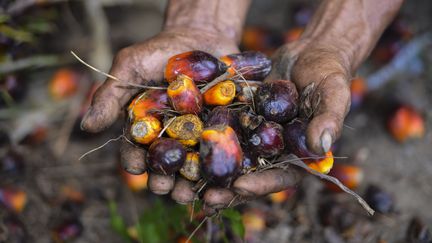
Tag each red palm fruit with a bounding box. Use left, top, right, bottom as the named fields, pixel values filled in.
left=203, top=80, right=236, bottom=106
left=128, top=89, right=168, bottom=120
left=166, top=114, right=203, bottom=147
left=255, top=80, right=299, bottom=123
left=200, top=125, right=243, bottom=186
left=20, top=125, right=47, bottom=145
left=248, top=121, right=284, bottom=158
left=388, top=105, right=425, bottom=142
left=164, top=50, right=227, bottom=83
left=220, top=51, right=271, bottom=80
left=284, top=27, right=304, bottom=43
left=0, top=187, right=27, bottom=213
left=130, top=116, right=162, bottom=145
left=148, top=138, right=186, bottom=175
left=269, top=187, right=296, bottom=204
left=235, top=81, right=262, bottom=103
left=350, top=77, right=367, bottom=109
left=51, top=218, right=83, bottom=243
left=325, top=163, right=363, bottom=192
left=242, top=150, right=258, bottom=174
left=121, top=170, right=149, bottom=192
left=180, top=152, right=201, bottom=181
left=49, top=68, right=79, bottom=100
left=167, top=74, right=202, bottom=114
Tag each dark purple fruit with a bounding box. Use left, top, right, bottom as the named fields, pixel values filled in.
left=406, top=217, right=431, bottom=243
left=248, top=121, right=284, bottom=158
left=364, top=185, right=394, bottom=214
left=52, top=218, right=83, bottom=243
left=220, top=51, right=272, bottom=80
left=200, top=125, right=243, bottom=186
left=1, top=149, right=25, bottom=176
left=283, top=119, right=320, bottom=161
left=0, top=74, right=26, bottom=106
left=255, top=80, right=298, bottom=123
left=239, top=109, right=264, bottom=131
left=148, top=138, right=186, bottom=175
left=2, top=214, right=28, bottom=243
left=242, top=149, right=258, bottom=174
left=318, top=200, right=357, bottom=232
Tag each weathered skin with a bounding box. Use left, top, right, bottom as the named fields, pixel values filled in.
left=81, top=0, right=403, bottom=213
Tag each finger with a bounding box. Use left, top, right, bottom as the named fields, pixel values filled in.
left=203, top=188, right=235, bottom=209
left=233, top=168, right=301, bottom=197
left=305, top=73, right=351, bottom=154
left=81, top=48, right=140, bottom=133
left=120, top=138, right=146, bottom=175
left=171, top=178, right=195, bottom=204
left=148, top=173, right=174, bottom=195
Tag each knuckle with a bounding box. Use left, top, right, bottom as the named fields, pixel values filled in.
left=114, top=47, right=134, bottom=66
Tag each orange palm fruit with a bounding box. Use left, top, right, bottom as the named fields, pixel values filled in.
left=220, top=51, right=271, bottom=80
left=284, top=27, right=304, bottom=43
left=350, top=77, right=367, bottom=109
left=166, top=114, right=203, bottom=146
left=167, top=75, right=202, bottom=114
left=388, top=105, right=425, bottom=142
left=200, top=125, right=243, bottom=186
left=306, top=151, right=334, bottom=174
left=164, top=50, right=227, bottom=84
left=130, top=116, right=162, bottom=145
left=179, top=152, right=201, bottom=181
left=203, top=80, right=236, bottom=106
left=49, top=68, right=79, bottom=100
left=0, top=187, right=27, bottom=213
left=127, top=89, right=168, bottom=120
left=121, top=170, right=149, bottom=192
left=242, top=209, right=266, bottom=236
left=325, top=164, right=363, bottom=192
left=269, top=187, right=296, bottom=204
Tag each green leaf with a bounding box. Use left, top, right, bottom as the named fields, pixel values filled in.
left=108, top=201, right=131, bottom=243
left=221, top=208, right=245, bottom=239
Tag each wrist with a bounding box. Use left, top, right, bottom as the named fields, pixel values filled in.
left=300, top=0, right=403, bottom=72
left=163, top=0, right=250, bottom=43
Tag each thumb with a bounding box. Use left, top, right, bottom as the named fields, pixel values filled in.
left=81, top=48, right=141, bottom=133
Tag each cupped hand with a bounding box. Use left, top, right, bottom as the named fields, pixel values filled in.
left=80, top=28, right=314, bottom=214
left=201, top=40, right=353, bottom=214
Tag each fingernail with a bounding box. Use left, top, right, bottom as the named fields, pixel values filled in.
left=80, top=107, right=93, bottom=131
left=321, top=129, right=332, bottom=153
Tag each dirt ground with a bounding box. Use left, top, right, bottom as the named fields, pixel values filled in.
left=1, top=0, right=432, bottom=243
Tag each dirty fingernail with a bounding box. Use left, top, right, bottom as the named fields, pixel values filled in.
left=321, top=130, right=332, bottom=153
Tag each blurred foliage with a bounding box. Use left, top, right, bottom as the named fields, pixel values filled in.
left=109, top=199, right=246, bottom=243
left=221, top=208, right=245, bottom=239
